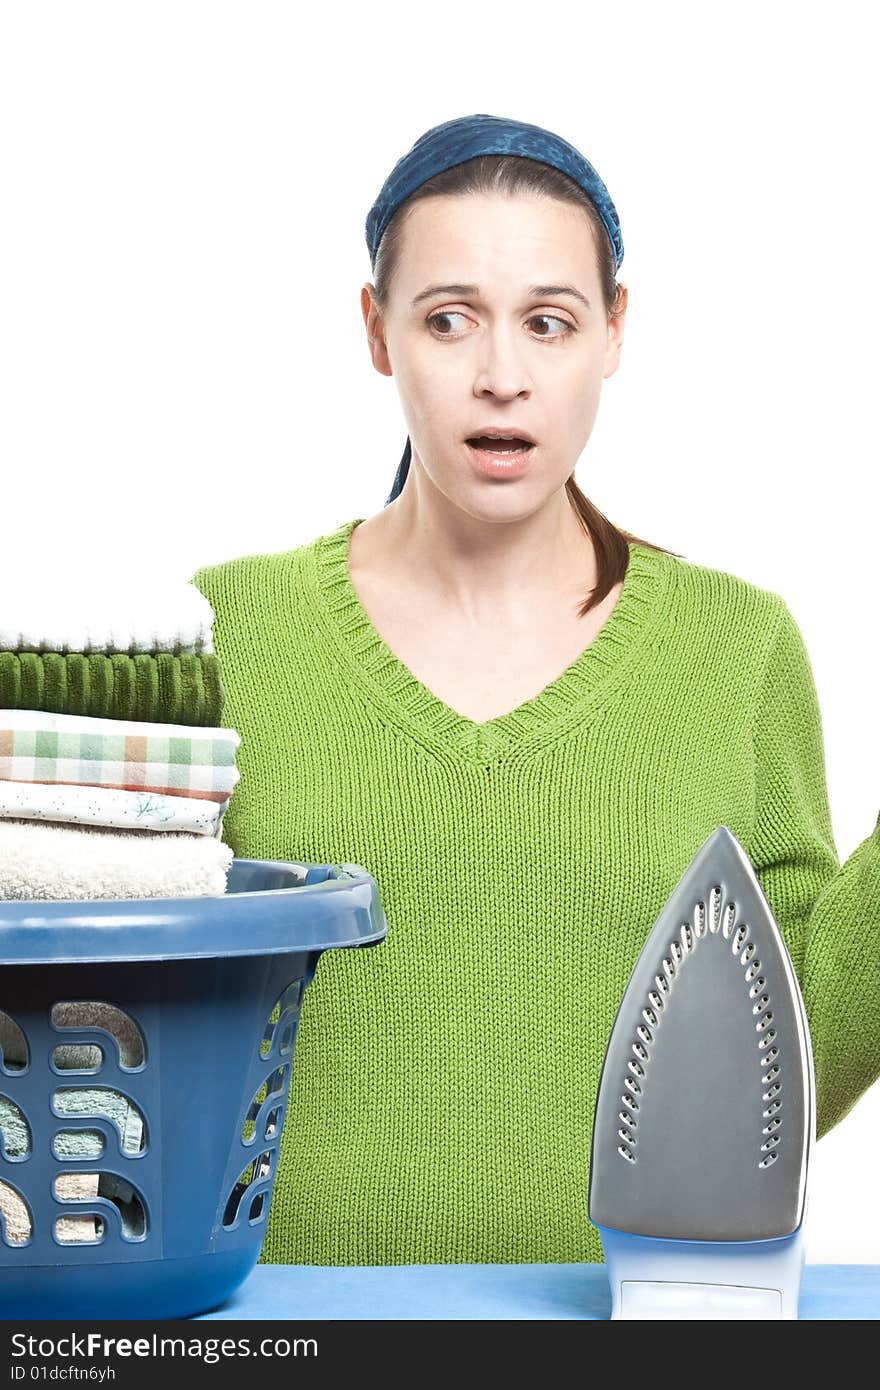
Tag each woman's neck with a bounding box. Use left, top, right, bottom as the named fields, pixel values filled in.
left=350, top=485, right=599, bottom=626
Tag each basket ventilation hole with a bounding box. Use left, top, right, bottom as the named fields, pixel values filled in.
left=53, top=1172, right=102, bottom=1244
left=54, top=1215, right=105, bottom=1245
left=0, top=1013, right=28, bottom=1073
left=51, top=1002, right=145, bottom=1069
left=0, top=1180, right=32, bottom=1245
left=52, top=1088, right=146, bottom=1155
left=242, top=1067, right=288, bottom=1144
left=53, top=1172, right=147, bottom=1241
left=54, top=1129, right=106, bottom=1159
left=249, top=1192, right=265, bottom=1222
left=259, top=981, right=303, bottom=1060
left=0, top=1095, right=31, bottom=1158
left=264, top=1107, right=281, bottom=1140
left=98, top=1172, right=147, bottom=1238
left=53, top=1044, right=103, bottom=1072
left=223, top=1151, right=273, bottom=1229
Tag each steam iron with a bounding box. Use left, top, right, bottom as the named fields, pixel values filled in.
left=588, top=825, right=815, bottom=1319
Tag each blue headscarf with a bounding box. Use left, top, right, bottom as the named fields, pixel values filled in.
left=365, top=113, right=624, bottom=505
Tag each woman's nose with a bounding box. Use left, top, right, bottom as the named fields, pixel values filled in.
left=472, top=328, right=533, bottom=398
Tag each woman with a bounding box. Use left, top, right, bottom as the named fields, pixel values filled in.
left=193, top=114, right=880, bottom=1267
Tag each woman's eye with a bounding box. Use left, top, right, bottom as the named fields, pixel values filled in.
left=426, top=311, right=472, bottom=335
left=426, top=311, right=573, bottom=338
left=529, top=313, right=573, bottom=338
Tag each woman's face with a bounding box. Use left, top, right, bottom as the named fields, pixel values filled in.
left=362, top=190, right=626, bottom=516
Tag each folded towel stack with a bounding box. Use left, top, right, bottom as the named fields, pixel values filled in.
left=0, top=583, right=239, bottom=896
left=0, top=583, right=240, bottom=1242
left=0, top=707, right=240, bottom=846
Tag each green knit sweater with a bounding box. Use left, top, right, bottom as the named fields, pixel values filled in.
left=191, top=517, right=880, bottom=1266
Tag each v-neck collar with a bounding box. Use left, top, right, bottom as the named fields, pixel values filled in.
left=311, top=516, right=672, bottom=767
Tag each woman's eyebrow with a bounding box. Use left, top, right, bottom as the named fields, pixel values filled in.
left=410, top=282, right=592, bottom=310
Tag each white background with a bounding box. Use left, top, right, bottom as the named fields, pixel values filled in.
left=1, top=1, right=878, bottom=1264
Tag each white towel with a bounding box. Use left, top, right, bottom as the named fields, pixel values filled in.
left=0, top=581, right=214, bottom=655
left=0, top=817, right=233, bottom=900
left=0, top=780, right=227, bottom=835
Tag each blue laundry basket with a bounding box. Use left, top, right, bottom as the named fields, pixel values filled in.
left=0, top=857, right=388, bottom=1320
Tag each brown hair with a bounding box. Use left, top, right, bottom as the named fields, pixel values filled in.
left=370, top=154, right=684, bottom=616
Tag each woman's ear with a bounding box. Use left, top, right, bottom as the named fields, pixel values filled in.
left=361, top=284, right=393, bottom=377
left=603, top=283, right=628, bottom=381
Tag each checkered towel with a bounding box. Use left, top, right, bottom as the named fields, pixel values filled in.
left=0, top=709, right=240, bottom=802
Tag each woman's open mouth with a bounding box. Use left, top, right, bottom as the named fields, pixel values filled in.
left=465, top=435, right=536, bottom=478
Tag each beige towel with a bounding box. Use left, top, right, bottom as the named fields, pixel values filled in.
left=0, top=1174, right=100, bottom=1244
left=50, top=1002, right=145, bottom=1069
left=0, top=816, right=233, bottom=899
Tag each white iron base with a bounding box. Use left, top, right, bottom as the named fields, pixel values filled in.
left=596, top=1223, right=805, bottom=1319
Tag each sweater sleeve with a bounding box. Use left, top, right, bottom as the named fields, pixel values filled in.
left=750, top=597, right=880, bottom=1140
